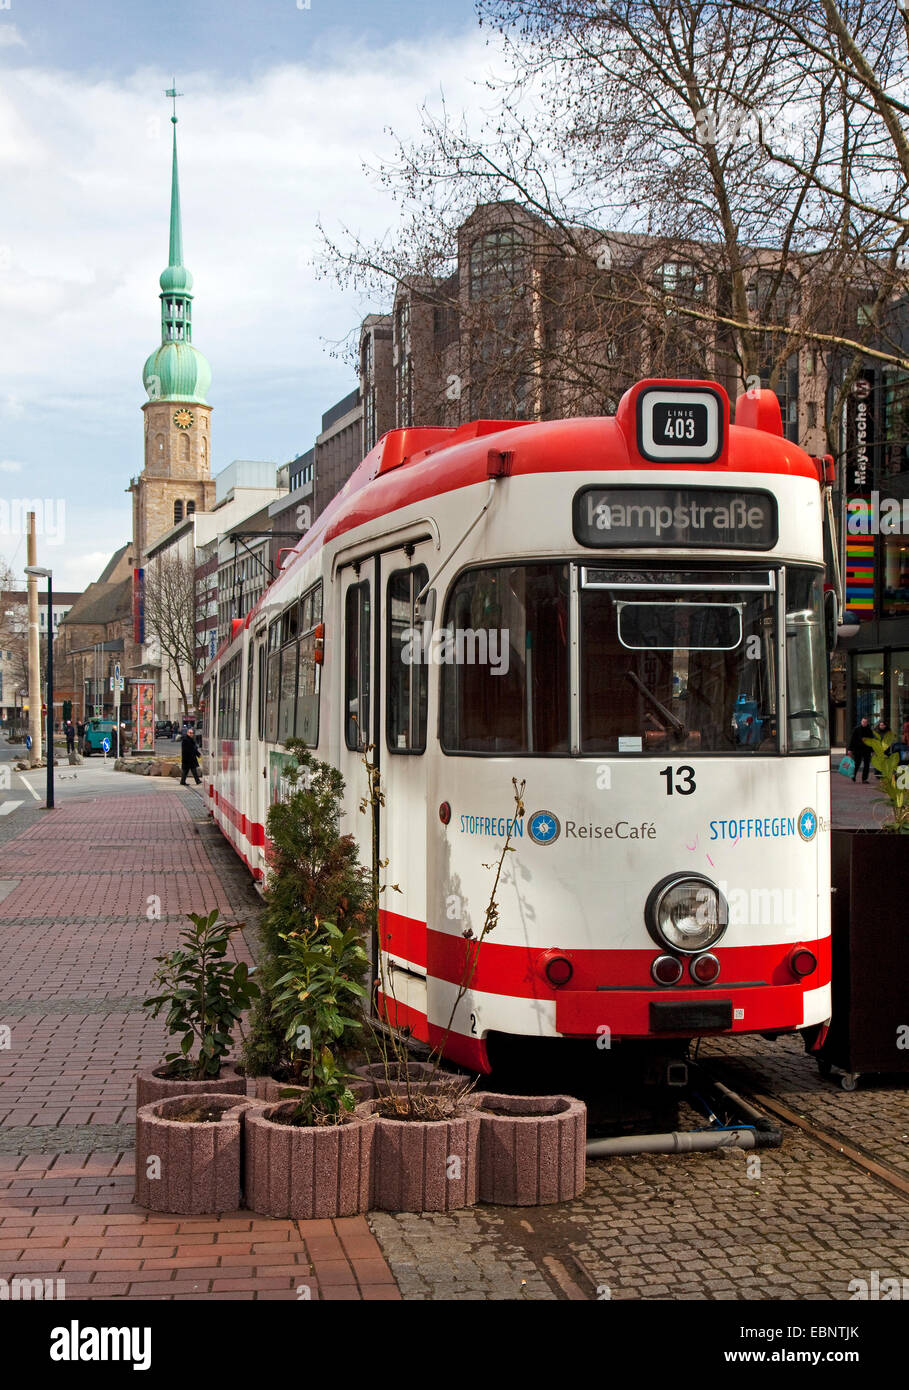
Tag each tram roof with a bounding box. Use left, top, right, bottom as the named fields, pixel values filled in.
left=207, top=380, right=823, bottom=670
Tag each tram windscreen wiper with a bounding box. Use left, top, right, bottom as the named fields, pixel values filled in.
left=624, top=670, right=687, bottom=737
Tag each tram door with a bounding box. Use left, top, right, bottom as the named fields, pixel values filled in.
left=378, top=551, right=432, bottom=1035
left=338, top=560, right=379, bottom=977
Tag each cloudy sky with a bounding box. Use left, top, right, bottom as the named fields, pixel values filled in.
left=0, top=0, right=504, bottom=589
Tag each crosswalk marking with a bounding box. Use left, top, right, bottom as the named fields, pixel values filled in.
left=0, top=800, right=24, bottom=815
left=17, top=775, right=41, bottom=802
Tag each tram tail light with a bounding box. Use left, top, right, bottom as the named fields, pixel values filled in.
left=538, top=950, right=573, bottom=988
left=789, top=946, right=817, bottom=979
left=651, top=955, right=683, bottom=986
left=689, top=953, right=721, bottom=985
left=314, top=623, right=324, bottom=664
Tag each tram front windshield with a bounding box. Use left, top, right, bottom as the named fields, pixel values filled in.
left=440, top=562, right=828, bottom=755
left=582, top=565, right=827, bottom=754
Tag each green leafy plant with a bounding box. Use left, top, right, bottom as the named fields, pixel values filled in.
left=867, top=732, right=909, bottom=833
left=270, top=920, right=368, bottom=1124
left=144, top=910, right=259, bottom=1078
left=242, top=741, right=370, bottom=1080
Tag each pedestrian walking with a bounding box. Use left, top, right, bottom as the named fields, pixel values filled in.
left=180, top=729, right=201, bottom=786
left=65, top=721, right=75, bottom=754
left=847, top=715, right=873, bottom=783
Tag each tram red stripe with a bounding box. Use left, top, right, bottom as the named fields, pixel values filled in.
left=208, top=787, right=265, bottom=846
left=379, top=908, right=428, bottom=970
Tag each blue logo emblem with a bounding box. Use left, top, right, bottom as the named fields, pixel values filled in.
left=797, top=807, right=817, bottom=842
left=528, top=810, right=561, bottom=846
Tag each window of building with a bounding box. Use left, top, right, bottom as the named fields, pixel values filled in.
left=469, top=228, right=526, bottom=301
left=394, top=299, right=413, bottom=429
left=656, top=261, right=706, bottom=299
left=387, top=565, right=429, bottom=753
left=345, top=581, right=371, bottom=749
left=174, top=500, right=184, bottom=524
left=179, top=434, right=190, bottom=462
left=187, top=500, right=196, bottom=516
left=747, top=269, right=799, bottom=320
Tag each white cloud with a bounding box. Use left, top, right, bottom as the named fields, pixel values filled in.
left=0, top=461, right=23, bottom=473
left=0, top=30, right=515, bottom=590
left=0, top=25, right=26, bottom=49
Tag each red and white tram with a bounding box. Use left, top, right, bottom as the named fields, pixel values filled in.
left=202, top=378, right=833, bottom=1072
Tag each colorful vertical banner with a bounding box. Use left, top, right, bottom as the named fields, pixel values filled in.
left=133, top=680, right=155, bottom=754
left=844, top=371, right=877, bottom=620
left=133, top=568, right=146, bottom=643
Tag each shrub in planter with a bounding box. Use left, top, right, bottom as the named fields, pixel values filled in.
left=135, top=1093, right=260, bottom=1215
left=137, top=910, right=258, bottom=1109
left=363, top=1091, right=481, bottom=1213
left=470, top=1093, right=587, bottom=1206
left=242, top=742, right=370, bottom=1084
left=244, top=1091, right=376, bottom=1220
left=354, top=1060, right=466, bottom=1098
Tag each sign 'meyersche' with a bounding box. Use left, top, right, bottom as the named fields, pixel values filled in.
left=573, top=485, right=778, bottom=550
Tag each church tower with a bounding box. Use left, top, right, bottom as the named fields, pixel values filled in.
left=132, top=97, right=215, bottom=561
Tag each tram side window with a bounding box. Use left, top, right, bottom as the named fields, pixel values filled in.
left=264, top=623, right=281, bottom=744
left=257, top=644, right=266, bottom=741
left=218, top=668, right=227, bottom=740
left=345, top=581, right=371, bottom=749
left=296, top=581, right=322, bottom=748
left=440, top=564, right=570, bottom=754
left=245, top=648, right=255, bottom=741
left=278, top=639, right=298, bottom=743
left=786, top=567, right=829, bottom=752
left=201, top=680, right=210, bottom=750
left=387, top=566, right=428, bottom=753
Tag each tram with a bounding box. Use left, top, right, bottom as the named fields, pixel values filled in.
left=202, top=378, right=834, bottom=1072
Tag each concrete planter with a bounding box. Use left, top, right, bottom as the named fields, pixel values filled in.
left=247, top=1074, right=374, bottom=1104
left=136, top=1061, right=245, bottom=1111
left=355, top=1060, right=466, bottom=1098
left=470, top=1093, right=587, bottom=1206
left=244, top=1101, right=375, bottom=1220
left=135, top=1093, right=259, bottom=1215
left=364, top=1098, right=481, bottom=1213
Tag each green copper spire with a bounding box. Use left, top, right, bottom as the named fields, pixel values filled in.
left=167, top=89, right=184, bottom=270
left=142, top=86, right=211, bottom=405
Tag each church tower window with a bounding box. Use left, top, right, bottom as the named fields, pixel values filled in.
left=174, top=500, right=184, bottom=524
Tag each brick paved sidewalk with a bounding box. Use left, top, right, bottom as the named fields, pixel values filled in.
left=0, top=789, right=400, bottom=1301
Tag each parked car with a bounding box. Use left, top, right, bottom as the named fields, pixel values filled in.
left=155, top=720, right=171, bottom=738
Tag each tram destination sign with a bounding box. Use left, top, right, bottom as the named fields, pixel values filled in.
left=573, top=485, right=778, bottom=550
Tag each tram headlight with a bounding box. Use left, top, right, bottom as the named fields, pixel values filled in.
left=645, top=873, right=728, bottom=955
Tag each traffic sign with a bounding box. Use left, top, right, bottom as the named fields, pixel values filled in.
left=102, top=737, right=111, bottom=754
left=25, top=735, right=31, bottom=751
left=114, top=664, right=121, bottom=682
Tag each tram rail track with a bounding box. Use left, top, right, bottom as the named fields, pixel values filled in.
left=702, top=1060, right=909, bottom=1201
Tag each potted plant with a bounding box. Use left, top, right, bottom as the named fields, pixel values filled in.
left=137, top=910, right=258, bottom=1108
left=820, top=732, right=909, bottom=1089
left=135, top=1092, right=262, bottom=1215
left=243, top=918, right=376, bottom=1220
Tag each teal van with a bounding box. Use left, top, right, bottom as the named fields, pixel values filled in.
left=82, top=718, right=118, bottom=755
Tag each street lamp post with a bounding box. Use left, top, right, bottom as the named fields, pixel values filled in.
left=25, top=566, right=54, bottom=811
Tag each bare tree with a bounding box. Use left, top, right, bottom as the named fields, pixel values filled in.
left=143, top=553, right=198, bottom=717
left=321, top=0, right=909, bottom=451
